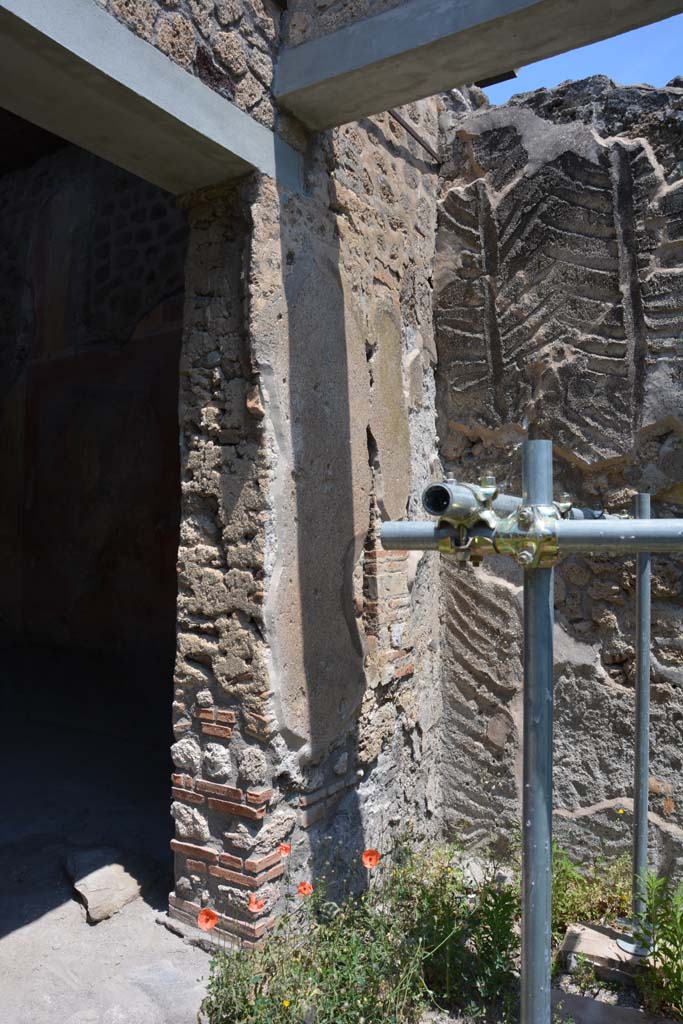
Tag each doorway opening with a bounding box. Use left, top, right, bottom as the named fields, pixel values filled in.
left=0, top=109, right=187, bottom=938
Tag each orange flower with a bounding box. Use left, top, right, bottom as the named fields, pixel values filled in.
left=279, top=843, right=292, bottom=857
left=197, top=908, right=219, bottom=931
left=362, top=849, right=381, bottom=869
left=297, top=881, right=314, bottom=897
left=248, top=893, right=266, bottom=914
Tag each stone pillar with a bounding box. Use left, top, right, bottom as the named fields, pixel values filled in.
left=168, top=184, right=285, bottom=946
left=168, top=101, right=445, bottom=943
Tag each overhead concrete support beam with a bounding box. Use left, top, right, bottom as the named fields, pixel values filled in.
left=0, top=0, right=301, bottom=195
left=275, top=0, right=683, bottom=129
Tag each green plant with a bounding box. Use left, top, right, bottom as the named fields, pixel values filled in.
left=635, top=871, right=683, bottom=1020
left=201, top=885, right=425, bottom=1024
left=390, top=847, right=520, bottom=1019
left=551, top=844, right=630, bottom=945
left=201, top=842, right=520, bottom=1024
left=570, top=953, right=599, bottom=996
left=200, top=839, right=635, bottom=1024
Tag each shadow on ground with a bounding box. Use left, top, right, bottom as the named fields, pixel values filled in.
left=0, top=646, right=208, bottom=1024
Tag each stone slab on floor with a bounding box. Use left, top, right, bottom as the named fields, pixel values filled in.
left=66, top=846, right=162, bottom=923
left=560, top=923, right=643, bottom=984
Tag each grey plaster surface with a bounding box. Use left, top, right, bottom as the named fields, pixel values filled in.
left=0, top=0, right=302, bottom=194
left=275, top=0, right=683, bottom=129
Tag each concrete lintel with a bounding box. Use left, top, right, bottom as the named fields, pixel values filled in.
left=0, top=0, right=302, bottom=195
left=274, top=0, right=683, bottom=129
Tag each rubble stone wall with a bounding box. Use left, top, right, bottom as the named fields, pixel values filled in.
left=435, top=77, right=683, bottom=877
left=94, top=0, right=282, bottom=127
left=168, top=103, right=444, bottom=943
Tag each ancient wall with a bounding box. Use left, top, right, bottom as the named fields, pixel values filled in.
left=76, top=0, right=445, bottom=943
left=435, top=77, right=683, bottom=876
left=168, top=100, right=443, bottom=943
left=94, top=0, right=281, bottom=127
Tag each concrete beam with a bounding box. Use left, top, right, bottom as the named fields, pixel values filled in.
left=0, top=0, right=302, bottom=194
left=275, top=0, right=683, bottom=129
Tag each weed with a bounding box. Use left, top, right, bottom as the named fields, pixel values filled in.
left=569, top=953, right=599, bottom=996
left=201, top=842, right=519, bottom=1024
left=200, top=839, right=637, bottom=1024
left=551, top=843, right=630, bottom=945
left=635, top=871, right=683, bottom=1020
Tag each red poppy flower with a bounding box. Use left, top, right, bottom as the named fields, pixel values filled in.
left=197, top=908, right=219, bottom=931
left=248, top=893, right=266, bottom=914
left=297, top=881, right=314, bottom=897
left=362, top=849, right=381, bottom=869
left=279, top=843, right=292, bottom=857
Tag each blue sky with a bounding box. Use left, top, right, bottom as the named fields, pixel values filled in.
left=484, top=13, right=683, bottom=105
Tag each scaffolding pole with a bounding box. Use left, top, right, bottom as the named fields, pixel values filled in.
left=633, top=493, right=651, bottom=921
left=521, top=440, right=554, bottom=1024
left=378, top=442, right=683, bottom=1023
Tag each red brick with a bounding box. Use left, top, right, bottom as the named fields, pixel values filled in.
left=197, top=708, right=216, bottom=721
left=219, top=851, right=243, bottom=870
left=263, top=863, right=285, bottom=884
left=215, top=709, right=237, bottom=725
left=168, top=896, right=275, bottom=943
left=201, top=724, right=233, bottom=740
left=208, top=798, right=266, bottom=821
left=169, top=893, right=200, bottom=915
left=208, top=865, right=259, bottom=888
left=186, top=859, right=207, bottom=875
left=246, top=787, right=272, bottom=805
left=196, top=779, right=244, bottom=801
left=209, top=862, right=284, bottom=888
left=170, top=840, right=219, bottom=864
left=244, top=848, right=281, bottom=874
left=244, top=712, right=274, bottom=729
left=172, top=787, right=205, bottom=805
left=217, top=913, right=275, bottom=941
left=171, top=773, right=194, bottom=788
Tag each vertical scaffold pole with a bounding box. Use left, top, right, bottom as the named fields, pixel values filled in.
left=633, top=492, right=651, bottom=922
left=521, top=440, right=554, bottom=1024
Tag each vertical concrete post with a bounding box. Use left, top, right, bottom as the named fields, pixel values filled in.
left=521, top=440, right=554, bottom=1024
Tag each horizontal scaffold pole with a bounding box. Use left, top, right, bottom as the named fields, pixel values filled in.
left=556, top=518, right=683, bottom=554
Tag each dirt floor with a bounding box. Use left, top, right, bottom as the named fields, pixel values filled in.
left=0, top=659, right=209, bottom=1024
